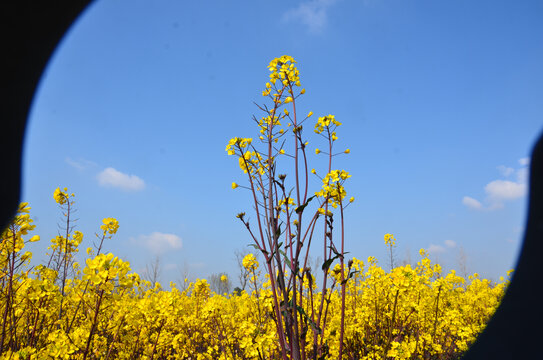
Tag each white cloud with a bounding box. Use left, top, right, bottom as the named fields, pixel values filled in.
left=282, top=0, right=339, bottom=34
left=462, top=196, right=483, bottom=210
left=444, top=240, right=456, bottom=248
left=497, top=165, right=514, bottom=177
left=66, top=157, right=96, bottom=171
left=135, top=232, right=183, bottom=255
left=463, top=158, right=529, bottom=211
left=484, top=180, right=526, bottom=201
left=428, top=244, right=446, bottom=254
left=516, top=167, right=529, bottom=184
left=97, top=167, right=145, bottom=191
left=519, top=157, right=530, bottom=166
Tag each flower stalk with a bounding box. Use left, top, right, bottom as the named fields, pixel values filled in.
left=227, top=56, right=353, bottom=359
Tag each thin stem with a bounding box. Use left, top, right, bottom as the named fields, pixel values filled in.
left=83, top=288, right=105, bottom=360
left=58, top=198, right=71, bottom=323
left=432, top=285, right=442, bottom=342
left=149, top=319, right=164, bottom=360
left=383, top=289, right=400, bottom=358
left=338, top=196, right=346, bottom=360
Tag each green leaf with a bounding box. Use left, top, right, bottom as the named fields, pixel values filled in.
left=340, top=270, right=360, bottom=285
left=321, top=256, right=338, bottom=272
left=328, top=245, right=349, bottom=258
left=295, top=195, right=316, bottom=214
left=295, top=305, right=322, bottom=335
left=328, top=245, right=341, bottom=257
left=279, top=249, right=292, bottom=270
left=274, top=224, right=282, bottom=241
left=269, top=242, right=283, bottom=259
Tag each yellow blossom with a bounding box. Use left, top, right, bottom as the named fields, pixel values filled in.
left=317, top=208, right=332, bottom=216
left=100, top=217, right=119, bottom=235
left=243, top=253, right=259, bottom=271
left=384, top=233, right=396, bottom=246
left=53, top=187, right=68, bottom=205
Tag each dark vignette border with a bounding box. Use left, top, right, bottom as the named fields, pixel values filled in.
left=1, top=1, right=540, bottom=358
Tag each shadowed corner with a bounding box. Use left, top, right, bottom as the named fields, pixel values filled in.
left=461, top=130, right=543, bottom=359
left=0, top=0, right=92, bottom=231
left=0, top=1, right=540, bottom=358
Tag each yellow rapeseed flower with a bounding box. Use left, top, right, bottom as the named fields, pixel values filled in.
left=243, top=253, right=259, bottom=271
left=384, top=233, right=395, bottom=246
left=53, top=187, right=68, bottom=205
left=100, top=218, right=119, bottom=235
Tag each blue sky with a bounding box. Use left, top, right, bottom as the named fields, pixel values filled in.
left=22, top=0, right=543, bottom=288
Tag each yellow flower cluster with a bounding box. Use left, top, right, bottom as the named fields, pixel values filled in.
left=0, top=198, right=510, bottom=359
left=83, top=253, right=132, bottom=289
left=277, top=196, right=296, bottom=213
left=0, top=203, right=37, bottom=274
left=267, top=55, right=300, bottom=87
left=49, top=231, right=83, bottom=253
left=317, top=207, right=333, bottom=216
left=384, top=233, right=396, bottom=246
left=242, top=253, right=259, bottom=272
left=53, top=187, right=68, bottom=205
left=257, top=114, right=285, bottom=143
left=53, top=187, right=74, bottom=205
left=238, top=150, right=267, bottom=175
left=100, top=217, right=119, bottom=235
left=225, top=137, right=252, bottom=156
left=193, top=278, right=210, bottom=298
left=314, top=114, right=342, bottom=134
left=315, top=169, right=352, bottom=208
left=226, top=137, right=270, bottom=176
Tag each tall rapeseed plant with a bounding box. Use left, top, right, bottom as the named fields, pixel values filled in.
left=226, top=56, right=354, bottom=360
